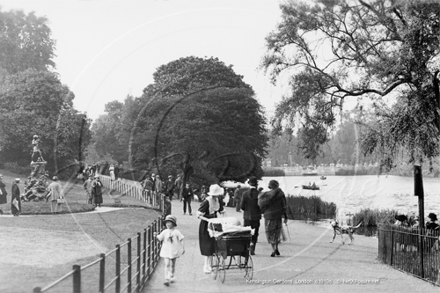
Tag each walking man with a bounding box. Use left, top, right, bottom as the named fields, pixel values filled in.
left=11, top=178, right=21, bottom=217
left=48, top=176, right=64, bottom=214
left=174, top=174, right=183, bottom=201
left=164, top=175, right=175, bottom=201
left=240, top=177, right=261, bottom=255
left=234, top=185, right=242, bottom=212
left=182, top=183, right=193, bottom=215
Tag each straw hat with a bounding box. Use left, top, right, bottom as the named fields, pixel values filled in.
left=208, top=184, right=223, bottom=196
left=164, top=215, right=177, bottom=226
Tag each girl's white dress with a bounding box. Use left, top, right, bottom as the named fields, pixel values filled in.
left=157, top=228, right=184, bottom=259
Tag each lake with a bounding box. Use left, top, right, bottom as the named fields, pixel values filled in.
left=260, top=175, right=440, bottom=224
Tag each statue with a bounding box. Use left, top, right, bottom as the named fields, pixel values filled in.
left=22, top=135, right=49, bottom=202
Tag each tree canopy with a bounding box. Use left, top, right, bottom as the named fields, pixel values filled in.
left=261, top=0, right=440, bottom=169
left=0, top=8, right=56, bottom=75
left=0, top=69, right=92, bottom=178
left=109, top=56, right=269, bottom=185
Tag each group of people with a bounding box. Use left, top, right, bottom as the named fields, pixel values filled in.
left=83, top=175, right=104, bottom=207
left=154, top=177, right=288, bottom=286
left=0, top=174, right=66, bottom=216
left=141, top=173, right=183, bottom=203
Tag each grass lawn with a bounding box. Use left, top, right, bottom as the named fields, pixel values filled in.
left=0, top=169, right=163, bottom=293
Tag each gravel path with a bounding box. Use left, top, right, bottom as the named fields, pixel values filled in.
left=142, top=200, right=439, bottom=293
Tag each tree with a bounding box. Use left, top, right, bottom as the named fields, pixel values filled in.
left=261, top=0, right=440, bottom=170
left=0, top=69, right=92, bottom=178
left=0, top=8, right=56, bottom=75
left=130, top=56, right=268, bottom=186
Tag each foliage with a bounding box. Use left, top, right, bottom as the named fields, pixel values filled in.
left=262, top=167, right=285, bottom=177
left=261, top=0, right=440, bottom=169
left=0, top=69, right=92, bottom=177
left=0, top=8, right=56, bottom=75
left=285, top=195, right=337, bottom=219
left=131, top=85, right=268, bottom=185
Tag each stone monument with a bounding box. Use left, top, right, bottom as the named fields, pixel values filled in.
left=22, top=135, right=49, bottom=201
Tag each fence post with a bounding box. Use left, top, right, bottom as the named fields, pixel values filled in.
left=390, top=226, right=394, bottom=266
left=142, top=228, right=147, bottom=283
left=116, top=244, right=121, bottom=293
left=73, top=265, right=81, bottom=293
left=128, top=238, right=132, bottom=293
left=147, top=226, right=151, bottom=278
left=99, top=253, right=105, bottom=293
left=137, top=233, right=141, bottom=292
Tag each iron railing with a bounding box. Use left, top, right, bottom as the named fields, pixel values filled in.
left=378, top=224, right=440, bottom=286
left=33, top=217, right=163, bottom=293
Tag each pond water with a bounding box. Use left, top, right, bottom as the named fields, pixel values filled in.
left=261, top=175, right=440, bottom=225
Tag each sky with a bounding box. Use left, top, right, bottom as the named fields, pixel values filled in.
left=0, top=0, right=288, bottom=121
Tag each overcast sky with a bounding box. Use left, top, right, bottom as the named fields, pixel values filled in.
left=1, top=0, right=288, bottom=121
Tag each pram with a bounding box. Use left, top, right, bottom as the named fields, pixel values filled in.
left=200, top=216, right=254, bottom=283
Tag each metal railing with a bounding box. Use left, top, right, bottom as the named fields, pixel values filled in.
left=33, top=217, right=163, bottom=293
left=98, top=175, right=163, bottom=210
left=378, top=224, right=440, bottom=286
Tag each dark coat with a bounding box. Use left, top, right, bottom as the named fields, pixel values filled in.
left=240, top=187, right=261, bottom=220
left=92, top=179, right=103, bottom=204
left=258, top=187, right=287, bottom=220
left=11, top=183, right=21, bottom=215
left=198, top=198, right=224, bottom=256
left=182, top=187, right=193, bottom=200
left=0, top=181, right=7, bottom=204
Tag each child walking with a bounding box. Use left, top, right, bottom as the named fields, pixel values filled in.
left=155, top=215, right=185, bottom=286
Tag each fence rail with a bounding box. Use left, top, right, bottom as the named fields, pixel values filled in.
left=98, top=175, right=163, bottom=210
left=33, top=218, right=163, bottom=293
left=378, top=225, right=440, bottom=286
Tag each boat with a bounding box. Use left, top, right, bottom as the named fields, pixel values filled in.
left=320, top=176, right=327, bottom=180
left=302, top=184, right=320, bottom=190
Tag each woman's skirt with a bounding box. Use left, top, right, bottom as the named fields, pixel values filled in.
left=199, top=214, right=217, bottom=256
left=265, top=218, right=282, bottom=244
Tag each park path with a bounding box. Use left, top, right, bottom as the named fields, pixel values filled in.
left=142, top=200, right=438, bottom=293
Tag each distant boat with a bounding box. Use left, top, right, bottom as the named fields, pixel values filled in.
left=302, top=184, right=320, bottom=190
left=303, top=166, right=318, bottom=176
left=320, top=176, right=327, bottom=180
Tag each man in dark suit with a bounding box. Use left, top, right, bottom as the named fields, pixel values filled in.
left=240, top=177, right=261, bottom=255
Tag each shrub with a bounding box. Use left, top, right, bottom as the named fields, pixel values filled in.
left=263, top=167, right=285, bottom=177
left=285, top=195, right=337, bottom=220
left=3, top=162, right=29, bottom=176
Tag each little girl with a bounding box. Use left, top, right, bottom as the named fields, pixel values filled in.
left=155, top=215, right=185, bottom=286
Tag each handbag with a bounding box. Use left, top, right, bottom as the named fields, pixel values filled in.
left=57, top=197, right=66, bottom=204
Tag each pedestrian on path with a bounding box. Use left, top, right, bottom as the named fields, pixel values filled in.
left=92, top=177, right=103, bottom=207
left=11, top=178, right=21, bottom=216
left=197, top=184, right=224, bottom=274
left=234, top=185, right=242, bottom=212
left=83, top=176, right=93, bottom=204
left=240, top=176, right=261, bottom=255
left=182, top=183, right=193, bottom=215
left=48, top=176, right=64, bottom=214
left=258, top=179, right=288, bottom=257
left=0, top=174, right=8, bottom=205
left=154, top=215, right=185, bottom=287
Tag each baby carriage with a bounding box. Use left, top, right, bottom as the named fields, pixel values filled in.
left=200, top=216, right=254, bottom=283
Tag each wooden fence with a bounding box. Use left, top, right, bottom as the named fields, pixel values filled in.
left=98, top=175, right=162, bottom=210
left=378, top=225, right=440, bottom=286
left=33, top=217, right=164, bottom=293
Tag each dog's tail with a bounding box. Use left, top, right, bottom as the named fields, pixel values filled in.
left=353, top=221, right=363, bottom=230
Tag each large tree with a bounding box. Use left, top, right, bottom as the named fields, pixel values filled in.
left=0, top=8, right=56, bottom=75
left=130, top=56, right=268, bottom=186
left=0, top=69, right=92, bottom=178
left=261, top=0, right=440, bottom=169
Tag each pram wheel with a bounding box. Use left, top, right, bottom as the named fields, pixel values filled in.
left=243, top=255, right=253, bottom=280
left=211, top=254, right=219, bottom=280
left=213, top=254, right=226, bottom=283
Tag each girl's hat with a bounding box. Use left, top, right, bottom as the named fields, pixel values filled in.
left=164, top=215, right=177, bottom=226
left=208, top=184, right=223, bottom=196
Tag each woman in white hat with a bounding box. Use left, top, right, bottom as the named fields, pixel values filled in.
left=197, top=184, right=225, bottom=273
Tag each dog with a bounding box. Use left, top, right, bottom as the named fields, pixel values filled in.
left=330, top=220, right=362, bottom=245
